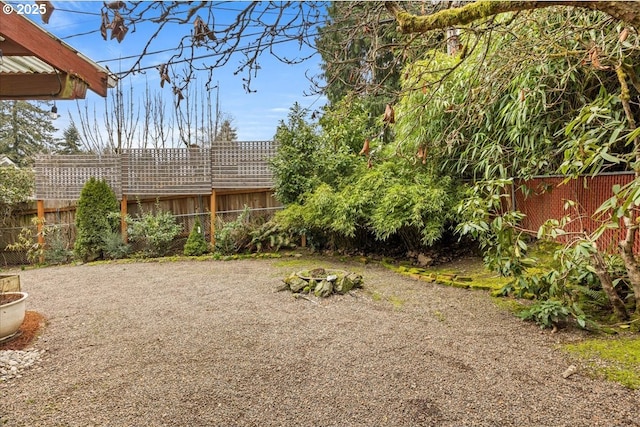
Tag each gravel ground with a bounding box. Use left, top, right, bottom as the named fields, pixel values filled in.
left=0, top=257, right=638, bottom=427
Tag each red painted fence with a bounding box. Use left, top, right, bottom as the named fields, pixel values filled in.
left=514, top=172, right=638, bottom=253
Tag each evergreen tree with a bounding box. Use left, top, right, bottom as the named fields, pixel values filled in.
left=56, top=123, right=83, bottom=154
left=215, top=119, right=238, bottom=142
left=314, top=2, right=419, bottom=111
left=270, top=103, right=321, bottom=205
left=74, top=177, right=119, bottom=262
left=184, top=218, right=209, bottom=256
left=0, top=101, right=57, bottom=166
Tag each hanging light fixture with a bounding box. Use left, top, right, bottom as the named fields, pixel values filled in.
left=49, top=101, right=58, bottom=120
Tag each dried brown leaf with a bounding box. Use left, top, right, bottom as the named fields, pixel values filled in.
left=106, top=1, right=125, bottom=10
left=158, top=64, right=171, bottom=88
left=100, top=11, right=109, bottom=40
left=620, top=27, right=629, bottom=43
left=383, top=104, right=395, bottom=124
left=36, top=1, right=54, bottom=24
left=588, top=47, right=609, bottom=71
left=174, top=87, right=185, bottom=107
left=359, top=139, right=370, bottom=156
left=110, top=12, right=128, bottom=43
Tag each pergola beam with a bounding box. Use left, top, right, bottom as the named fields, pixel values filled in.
left=0, top=3, right=111, bottom=97
left=0, top=72, right=88, bottom=100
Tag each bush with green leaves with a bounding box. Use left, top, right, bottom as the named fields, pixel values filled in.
left=5, top=218, right=44, bottom=264
left=518, top=299, right=571, bottom=329
left=44, top=225, right=73, bottom=264
left=125, top=202, right=182, bottom=258
left=214, top=207, right=253, bottom=255
left=270, top=103, right=322, bottom=205
left=74, top=177, right=119, bottom=262
left=214, top=207, right=295, bottom=254
left=5, top=218, right=72, bottom=265
left=184, top=218, right=209, bottom=256
left=101, top=229, right=131, bottom=260
left=248, top=220, right=296, bottom=252
left=275, top=153, right=460, bottom=253
left=0, top=167, right=34, bottom=228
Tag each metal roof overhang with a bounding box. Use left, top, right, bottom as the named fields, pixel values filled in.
left=0, top=2, right=117, bottom=100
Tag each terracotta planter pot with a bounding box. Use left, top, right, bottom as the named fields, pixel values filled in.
left=0, top=292, right=28, bottom=341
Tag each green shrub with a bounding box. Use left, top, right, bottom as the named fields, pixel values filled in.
left=74, top=177, right=119, bottom=261
left=44, top=226, right=72, bottom=264
left=214, top=207, right=252, bottom=255
left=5, top=218, right=72, bottom=265
left=518, top=299, right=570, bottom=329
left=270, top=103, right=322, bottom=205
left=101, top=230, right=131, bottom=260
left=249, top=220, right=296, bottom=252
left=125, top=202, right=182, bottom=258
left=184, top=218, right=209, bottom=256
left=0, top=167, right=34, bottom=228
left=5, top=218, right=43, bottom=264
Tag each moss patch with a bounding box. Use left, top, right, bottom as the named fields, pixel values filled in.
left=433, top=310, right=446, bottom=322
left=388, top=295, right=406, bottom=310
left=492, top=297, right=527, bottom=313
left=272, top=257, right=314, bottom=268
left=370, top=291, right=383, bottom=302
left=382, top=257, right=510, bottom=292
left=564, top=337, right=640, bottom=389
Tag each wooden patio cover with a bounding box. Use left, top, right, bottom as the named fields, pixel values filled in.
left=0, top=1, right=116, bottom=99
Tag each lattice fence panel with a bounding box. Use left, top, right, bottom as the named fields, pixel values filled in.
left=122, top=148, right=212, bottom=196
left=211, top=141, right=277, bottom=188
left=35, top=154, right=121, bottom=199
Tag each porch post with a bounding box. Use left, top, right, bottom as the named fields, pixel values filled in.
left=120, top=195, right=128, bottom=243
left=36, top=199, right=45, bottom=263
left=210, top=189, right=217, bottom=246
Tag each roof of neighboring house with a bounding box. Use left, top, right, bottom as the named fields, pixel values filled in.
left=0, top=2, right=117, bottom=100
left=0, top=155, right=18, bottom=168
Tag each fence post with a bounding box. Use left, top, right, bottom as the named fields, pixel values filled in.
left=120, top=195, right=128, bottom=243
left=210, top=189, right=216, bottom=246
left=37, top=199, right=45, bottom=263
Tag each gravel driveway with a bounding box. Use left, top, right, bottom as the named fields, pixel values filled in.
left=0, top=257, right=638, bottom=426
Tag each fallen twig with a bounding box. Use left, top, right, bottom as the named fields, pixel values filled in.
left=293, top=293, right=318, bottom=305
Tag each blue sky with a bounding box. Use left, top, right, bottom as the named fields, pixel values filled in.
left=9, top=1, right=327, bottom=142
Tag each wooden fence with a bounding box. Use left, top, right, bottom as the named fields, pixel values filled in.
left=513, top=172, right=638, bottom=252
left=0, top=145, right=281, bottom=264
left=0, top=190, right=282, bottom=266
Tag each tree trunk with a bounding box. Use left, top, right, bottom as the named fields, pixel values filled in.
left=591, top=251, right=629, bottom=321
left=385, top=1, right=640, bottom=34
left=616, top=64, right=640, bottom=316
left=619, top=218, right=640, bottom=316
